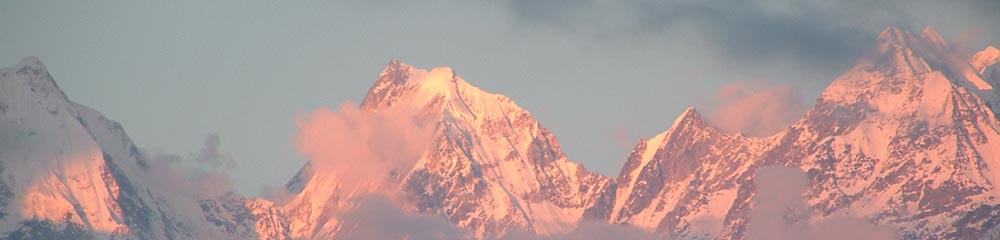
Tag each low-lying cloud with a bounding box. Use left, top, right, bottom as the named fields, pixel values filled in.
left=140, top=134, right=245, bottom=238
left=746, top=166, right=899, bottom=240
left=194, top=134, right=236, bottom=172
left=294, top=101, right=439, bottom=195
left=700, top=81, right=808, bottom=137
left=508, top=221, right=662, bottom=240
left=290, top=102, right=672, bottom=239
left=146, top=133, right=237, bottom=199
left=333, top=195, right=467, bottom=240
left=337, top=198, right=665, bottom=240
left=291, top=102, right=460, bottom=239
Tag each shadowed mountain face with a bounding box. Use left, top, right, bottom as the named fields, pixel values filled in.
left=0, top=57, right=288, bottom=239
left=3, top=26, right=1000, bottom=240
left=0, top=58, right=179, bottom=239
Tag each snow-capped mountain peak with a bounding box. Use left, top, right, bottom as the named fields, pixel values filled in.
left=362, top=59, right=463, bottom=112
left=828, top=26, right=996, bottom=108
left=6, top=25, right=1000, bottom=240
left=3, top=57, right=68, bottom=103
left=976, top=46, right=1000, bottom=108
left=973, top=46, right=1000, bottom=73
left=607, top=26, right=1000, bottom=239
left=285, top=59, right=616, bottom=239
left=1, top=57, right=290, bottom=239
left=0, top=57, right=180, bottom=239
left=669, top=107, right=708, bottom=132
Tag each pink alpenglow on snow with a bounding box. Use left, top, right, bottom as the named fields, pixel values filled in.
left=4, top=21, right=1000, bottom=240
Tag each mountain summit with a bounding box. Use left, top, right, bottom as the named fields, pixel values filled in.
left=0, top=58, right=289, bottom=239
left=283, top=59, right=615, bottom=239
left=609, top=26, right=1000, bottom=239
left=3, top=26, right=1000, bottom=239
left=0, top=58, right=189, bottom=239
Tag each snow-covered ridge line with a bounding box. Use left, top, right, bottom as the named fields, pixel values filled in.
left=1, top=57, right=289, bottom=239
left=286, top=57, right=616, bottom=239
left=4, top=25, right=1000, bottom=240
left=610, top=26, right=1000, bottom=239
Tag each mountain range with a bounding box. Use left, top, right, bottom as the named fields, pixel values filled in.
left=1, top=26, right=999, bottom=239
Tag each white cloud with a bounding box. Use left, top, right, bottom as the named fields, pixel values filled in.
left=746, top=166, right=899, bottom=240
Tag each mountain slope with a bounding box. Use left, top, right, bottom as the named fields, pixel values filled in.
left=610, top=107, right=768, bottom=238
left=5, top=26, right=1000, bottom=240
left=611, top=27, right=1000, bottom=240
left=0, top=57, right=288, bottom=239
left=760, top=26, right=1000, bottom=240
left=0, top=57, right=191, bottom=239
left=282, top=60, right=615, bottom=239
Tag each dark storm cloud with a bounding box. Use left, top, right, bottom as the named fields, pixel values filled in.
left=508, top=0, right=1000, bottom=71
left=629, top=1, right=881, bottom=66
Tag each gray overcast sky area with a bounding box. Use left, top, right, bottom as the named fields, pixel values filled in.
left=2, top=0, right=998, bottom=196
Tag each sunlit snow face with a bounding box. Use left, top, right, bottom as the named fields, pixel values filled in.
left=12, top=135, right=125, bottom=233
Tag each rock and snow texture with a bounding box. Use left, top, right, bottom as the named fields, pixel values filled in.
left=0, top=57, right=180, bottom=239
left=973, top=45, right=1000, bottom=118
left=610, top=27, right=1000, bottom=240
left=0, top=58, right=283, bottom=239
left=4, top=26, right=1000, bottom=240
left=282, top=59, right=615, bottom=239
left=972, top=46, right=1000, bottom=74
left=610, top=107, right=764, bottom=239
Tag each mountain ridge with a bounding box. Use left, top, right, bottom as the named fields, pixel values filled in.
left=2, top=25, right=1000, bottom=239
left=284, top=58, right=616, bottom=239
left=609, top=26, right=1000, bottom=239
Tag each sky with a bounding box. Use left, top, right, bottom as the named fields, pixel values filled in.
left=1, top=0, right=998, bottom=196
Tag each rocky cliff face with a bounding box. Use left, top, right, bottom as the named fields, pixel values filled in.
left=610, top=107, right=767, bottom=239
left=4, top=26, right=1000, bottom=240
left=282, top=59, right=615, bottom=239
left=610, top=27, right=1000, bottom=240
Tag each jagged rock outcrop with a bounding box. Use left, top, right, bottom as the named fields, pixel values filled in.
left=611, top=27, right=1000, bottom=240
left=4, top=25, right=1000, bottom=240
left=283, top=59, right=615, bottom=239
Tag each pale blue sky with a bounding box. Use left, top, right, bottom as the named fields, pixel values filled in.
left=2, top=0, right=997, bottom=196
